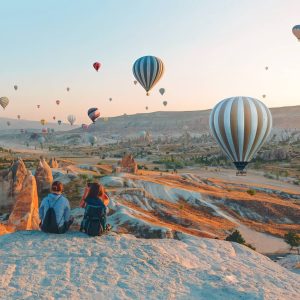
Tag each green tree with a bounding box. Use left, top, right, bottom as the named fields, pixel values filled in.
left=226, top=230, right=245, bottom=244
left=284, top=231, right=300, bottom=253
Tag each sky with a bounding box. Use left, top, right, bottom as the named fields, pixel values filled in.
left=0, top=0, right=300, bottom=124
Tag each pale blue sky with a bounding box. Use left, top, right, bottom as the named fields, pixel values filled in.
left=0, top=0, right=299, bottom=124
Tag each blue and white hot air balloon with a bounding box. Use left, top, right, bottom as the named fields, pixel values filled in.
left=209, top=96, right=272, bottom=174
left=132, top=55, right=164, bottom=96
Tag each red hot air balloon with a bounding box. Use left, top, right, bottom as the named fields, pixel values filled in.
left=53, top=116, right=56, bottom=120
left=88, top=108, right=100, bottom=123
left=56, top=100, right=60, bottom=105
left=82, top=124, right=89, bottom=131
left=93, top=62, right=101, bottom=72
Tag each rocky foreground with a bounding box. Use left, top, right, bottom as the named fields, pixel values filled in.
left=0, top=231, right=299, bottom=300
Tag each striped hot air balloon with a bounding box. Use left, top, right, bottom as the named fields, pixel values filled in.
left=67, top=114, right=76, bottom=125
left=209, top=96, right=272, bottom=173
left=292, top=25, right=300, bottom=41
left=133, top=55, right=164, bottom=95
left=88, top=108, right=100, bottom=123
left=0, top=97, right=9, bottom=110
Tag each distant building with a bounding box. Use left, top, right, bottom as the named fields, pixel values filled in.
left=113, top=153, right=138, bottom=174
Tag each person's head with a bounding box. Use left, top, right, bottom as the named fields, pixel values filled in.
left=51, top=181, right=63, bottom=194
left=87, top=182, right=105, bottom=198
left=86, top=181, right=92, bottom=188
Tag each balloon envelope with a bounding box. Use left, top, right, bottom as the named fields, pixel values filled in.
left=58, top=120, right=62, bottom=125
left=88, top=108, right=100, bottom=123
left=163, top=101, right=167, bottom=106
left=0, top=97, right=9, bottom=110
left=209, top=96, right=272, bottom=172
left=133, top=55, right=164, bottom=95
left=88, top=135, right=97, bottom=146
left=67, top=115, right=76, bottom=125
left=14, top=85, right=18, bottom=90
left=40, top=119, right=46, bottom=126
left=93, top=62, right=101, bottom=71
left=292, top=25, right=300, bottom=40
left=56, top=100, right=60, bottom=105
left=159, top=88, right=165, bottom=95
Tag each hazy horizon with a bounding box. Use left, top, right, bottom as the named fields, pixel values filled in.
left=0, top=0, right=300, bottom=125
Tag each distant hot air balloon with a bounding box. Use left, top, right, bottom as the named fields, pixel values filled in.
left=53, top=116, right=56, bottom=120
left=262, top=94, right=266, bottom=98
left=145, top=106, right=148, bottom=110
left=134, top=80, right=137, bottom=85
left=58, top=120, right=62, bottom=125
left=88, top=108, right=100, bottom=123
left=14, top=85, right=18, bottom=91
left=66, top=87, right=70, bottom=92
left=159, top=88, right=165, bottom=95
left=67, top=114, right=76, bottom=125
left=209, top=96, right=272, bottom=174
left=163, top=101, right=167, bottom=106
left=93, top=62, right=101, bottom=71
left=17, top=115, right=21, bottom=120
left=82, top=124, right=89, bottom=130
left=109, top=97, right=112, bottom=102
left=88, top=135, right=97, bottom=146
left=40, top=119, right=46, bottom=126
left=292, top=25, right=300, bottom=41
left=56, top=100, right=60, bottom=105
left=133, top=55, right=164, bottom=95
left=265, top=66, right=268, bottom=70
left=6, top=121, right=10, bottom=126
left=37, top=105, right=40, bottom=109
left=0, top=97, right=9, bottom=110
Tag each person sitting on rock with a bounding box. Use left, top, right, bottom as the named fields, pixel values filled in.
left=79, top=181, right=92, bottom=208
left=80, top=182, right=111, bottom=236
left=39, top=181, right=74, bottom=234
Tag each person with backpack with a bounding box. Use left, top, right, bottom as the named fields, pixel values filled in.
left=79, top=181, right=92, bottom=208
left=80, top=182, right=111, bottom=236
left=39, top=181, right=74, bottom=234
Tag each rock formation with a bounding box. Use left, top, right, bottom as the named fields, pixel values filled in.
left=0, top=158, right=28, bottom=212
left=49, top=157, right=59, bottom=168
left=114, top=154, right=137, bottom=174
left=35, top=157, right=53, bottom=195
left=0, top=158, right=40, bottom=235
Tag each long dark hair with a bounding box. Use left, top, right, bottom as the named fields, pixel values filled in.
left=52, top=181, right=63, bottom=193
left=87, top=182, right=105, bottom=198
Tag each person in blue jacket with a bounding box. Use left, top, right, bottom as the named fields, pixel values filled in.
left=39, top=181, right=74, bottom=233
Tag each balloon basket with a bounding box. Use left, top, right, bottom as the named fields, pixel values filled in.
left=236, top=170, right=247, bottom=176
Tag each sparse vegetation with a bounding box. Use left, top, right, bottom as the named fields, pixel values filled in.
left=226, top=230, right=256, bottom=251
left=284, top=231, right=300, bottom=254
left=246, top=189, right=256, bottom=196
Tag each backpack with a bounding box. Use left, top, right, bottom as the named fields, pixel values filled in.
left=81, top=204, right=106, bottom=237
left=41, top=196, right=62, bottom=233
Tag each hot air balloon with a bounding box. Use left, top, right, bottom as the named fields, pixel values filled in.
left=109, top=97, right=112, bottom=102
left=88, top=135, right=97, bottom=146
left=56, top=100, right=60, bottom=105
left=88, top=108, right=100, bottom=123
left=134, top=80, right=137, bottom=85
left=40, top=119, right=46, bottom=126
left=17, top=115, right=21, bottom=120
left=0, top=97, right=9, bottom=110
left=37, top=105, right=40, bottom=109
left=145, top=106, right=148, bottom=110
left=163, top=101, right=167, bottom=106
left=292, top=25, right=300, bottom=41
left=262, top=94, right=266, bottom=98
left=133, top=55, right=164, bottom=95
left=159, top=88, right=165, bottom=96
left=265, top=66, right=268, bottom=70
left=66, top=87, right=70, bottom=92
left=6, top=121, right=10, bottom=126
left=67, top=114, right=76, bottom=125
left=14, top=85, right=18, bottom=91
left=209, top=96, right=272, bottom=174
left=82, top=124, right=89, bottom=130
left=93, top=62, right=101, bottom=71
left=53, top=116, right=56, bottom=120
left=58, top=120, right=62, bottom=125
